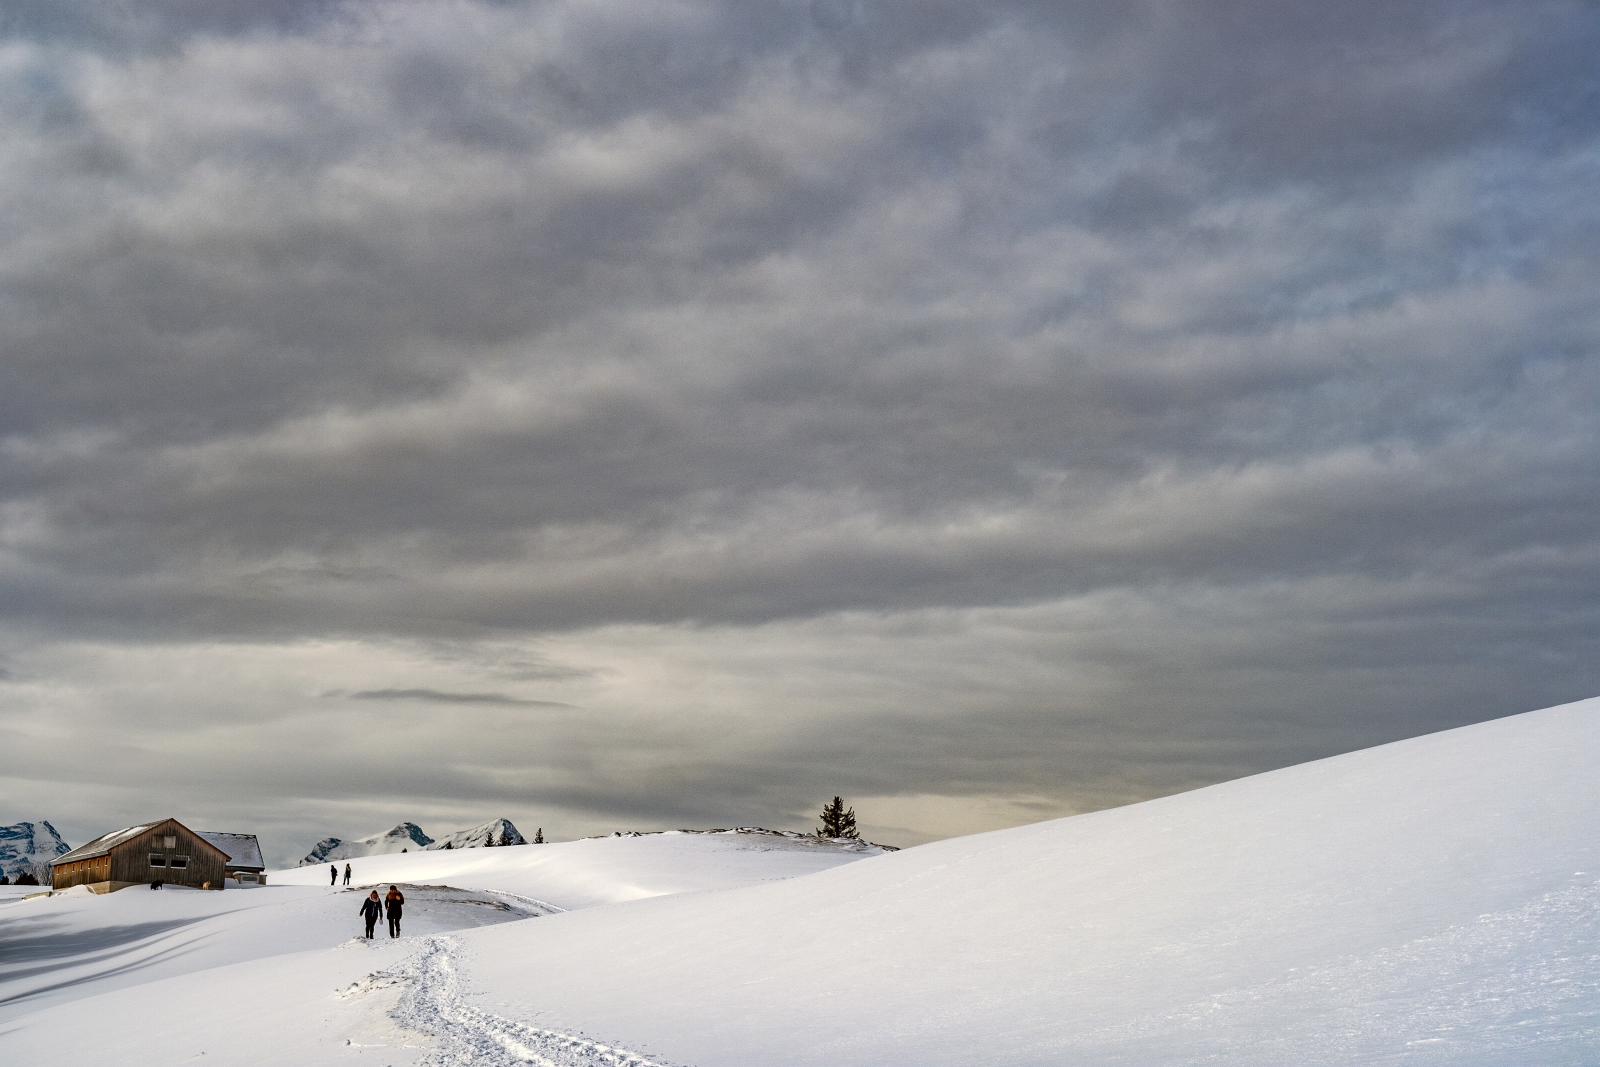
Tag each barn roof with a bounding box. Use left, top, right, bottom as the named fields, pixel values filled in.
left=53, top=821, right=162, bottom=864
left=52, top=818, right=229, bottom=864
left=196, top=831, right=265, bottom=871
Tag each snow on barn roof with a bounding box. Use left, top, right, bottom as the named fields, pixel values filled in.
left=196, top=832, right=265, bottom=871
left=52, top=821, right=162, bottom=864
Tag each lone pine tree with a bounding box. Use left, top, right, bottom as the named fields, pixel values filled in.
left=534, top=827, right=544, bottom=844
left=817, top=796, right=859, bottom=839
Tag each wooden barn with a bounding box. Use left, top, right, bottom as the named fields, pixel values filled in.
left=50, top=818, right=230, bottom=893
left=197, top=831, right=268, bottom=885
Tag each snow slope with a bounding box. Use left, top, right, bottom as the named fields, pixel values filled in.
left=3, top=696, right=1598, bottom=1066
left=448, top=696, right=1600, bottom=1066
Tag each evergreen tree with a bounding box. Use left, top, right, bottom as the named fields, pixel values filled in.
left=817, top=796, right=859, bottom=839
left=534, top=827, right=544, bottom=844
left=15, top=871, right=39, bottom=886
left=0, top=872, right=9, bottom=885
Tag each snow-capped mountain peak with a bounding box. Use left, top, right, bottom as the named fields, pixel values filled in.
left=0, top=820, right=72, bottom=880
left=297, top=821, right=435, bottom=865
left=425, top=818, right=526, bottom=850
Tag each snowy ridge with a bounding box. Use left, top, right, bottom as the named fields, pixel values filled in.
left=387, top=936, right=676, bottom=1067
left=596, top=826, right=897, bottom=852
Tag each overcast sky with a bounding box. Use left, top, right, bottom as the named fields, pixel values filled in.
left=1, top=1, right=1596, bottom=866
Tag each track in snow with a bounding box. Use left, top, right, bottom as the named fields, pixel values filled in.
left=387, top=936, right=679, bottom=1067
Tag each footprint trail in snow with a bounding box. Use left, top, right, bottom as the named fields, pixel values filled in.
left=387, top=936, right=678, bottom=1067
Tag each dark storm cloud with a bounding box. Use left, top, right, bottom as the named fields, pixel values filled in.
left=1, top=1, right=1597, bottom=855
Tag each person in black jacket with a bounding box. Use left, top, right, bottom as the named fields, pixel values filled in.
left=359, top=890, right=383, bottom=938
left=330, top=864, right=338, bottom=886
left=343, top=863, right=352, bottom=886
left=384, top=885, right=405, bottom=937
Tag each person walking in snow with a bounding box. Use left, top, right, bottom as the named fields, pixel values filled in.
left=330, top=864, right=338, bottom=886
left=359, top=890, right=383, bottom=938
left=343, top=863, right=352, bottom=886
left=384, top=885, right=405, bottom=938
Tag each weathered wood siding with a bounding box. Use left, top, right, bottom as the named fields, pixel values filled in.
left=108, top=820, right=229, bottom=889
left=50, top=854, right=110, bottom=890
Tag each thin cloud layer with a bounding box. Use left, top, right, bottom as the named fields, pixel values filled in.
left=339, top=688, right=574, bottom=707
left=0, top=1, right=1595, bottom=860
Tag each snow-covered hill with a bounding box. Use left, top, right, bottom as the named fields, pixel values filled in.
left=4, top=696, right=1598, bottom=1066
left=270, top=827, right=891, bottom=909
left=448, top=696, right=1600, bottom=1066
left=0, top=820, right=70, bottom=881
left=299, top=821, right=434, bottom=865
left=424, top=817, right=525, bottom=850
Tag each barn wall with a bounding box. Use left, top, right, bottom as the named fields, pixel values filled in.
left=50, top=855, right=110, bottom=890
left=109, top=821, right=228, bottom=889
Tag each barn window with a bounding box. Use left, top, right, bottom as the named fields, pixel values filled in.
left=240, top=873, right=257, bottom=883
left=162, top=836, right=177, bottom=849
left=170, top=856, right=189, bottom=869
left=149, top=854, right=167, bottom=867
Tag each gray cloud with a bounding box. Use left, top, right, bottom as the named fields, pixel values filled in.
left=335, top=688, right=574, bottom=708
left=0, top=1, right=1596, bottom=861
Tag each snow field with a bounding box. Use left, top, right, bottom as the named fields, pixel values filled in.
left=0, top=831, right=885, bottom=1064
left=0, top=881, right=546, bottom=1025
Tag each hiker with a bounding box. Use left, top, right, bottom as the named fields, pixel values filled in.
left=343, top=863, right=352, bottom=886
left=330, top=864, right=338, bottom=886
left=359, top=891, right=383, bottom=938
left=385, top=885, right=405, bottom=938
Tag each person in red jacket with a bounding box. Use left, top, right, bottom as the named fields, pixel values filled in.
left=358, top=890, right=383, bottom=938
left=384, top=885, right=405, bottom=938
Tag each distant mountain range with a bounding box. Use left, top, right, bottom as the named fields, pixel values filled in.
left=0, top=821, right=72, bottom=881
left=298, top=818, right=526, bottom=865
